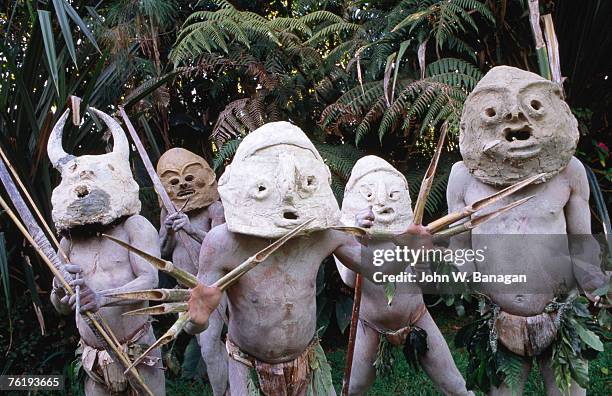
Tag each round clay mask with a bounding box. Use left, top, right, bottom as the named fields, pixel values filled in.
left=218, top=122, right=340, bottom=238
left=157, top=148, right=219, bottom=212
left=459, top=66, right=579, bottom=186
left=341, top=156, right=413, bottom=234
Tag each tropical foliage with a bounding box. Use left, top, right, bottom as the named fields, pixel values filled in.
left=0, top=0, right=610, bottom=391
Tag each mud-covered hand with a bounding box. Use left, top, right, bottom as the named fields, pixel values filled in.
left=188, top=283, right=222, bottom=329
left=166, top=212, right=195, bottom=234
left=354, top=207, right=375, bottom=245
left=393, top=223, right=433, bottom=250
left=63, top=264, right=103, bottom=313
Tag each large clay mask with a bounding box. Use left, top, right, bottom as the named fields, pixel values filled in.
left=341, top=156, right=413, bottom=234
left=460, top=66, right=578, bottom=186
left=47, top=108, right=141, bottom=232
left=218, top=122, right=340, bottom=238
left=157, top=148, right=219, bottom=212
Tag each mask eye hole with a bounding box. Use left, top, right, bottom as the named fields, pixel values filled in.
left=184, top=174, right=194, bottom=182
left=170, top=178, right=180, bottom=186
left=485, top=107, right=496, bottom=117
left=360, top=186, right=374, bottom=200
left=389, top=191, right=400, bottom=200
left=302, top=175, right=317, bottom=192
left=250, top=180, right=270, bottom=200
left=530, top=100, right=542, bottom=110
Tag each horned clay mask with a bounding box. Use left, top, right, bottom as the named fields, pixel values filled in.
left=157, top=148, right=219, bottom=212
left=341, top=156, right=413, bottom=234
left=218, top=122, right=340, bottom=238
left=460, top=66, right=578, bottom=186
left=48, top=108, right=141, bottom=232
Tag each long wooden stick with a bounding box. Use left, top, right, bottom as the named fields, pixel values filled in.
left=413, top=122, right=447, bottom=225
left=342, top=274, right=363, bottom=396
left=118, top=106, right=200, bottom=267
left=0, top=156, right=153, bottom=396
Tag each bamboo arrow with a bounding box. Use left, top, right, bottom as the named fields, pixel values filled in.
left=123, top=302, right=188, bottom=316
left=433, top=195, right=535, bottom=238
left=426, top=173, right=545, bottom=233
left=118, top=218, right=315, bottom=372
left=107, top=288, right=191, bottom=303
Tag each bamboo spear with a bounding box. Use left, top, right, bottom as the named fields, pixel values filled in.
left=426, top=173, right=545, bottom=233
left=117, top=106, right=200, bottom=267
left=107, top=288, right=191, bottom=302
left=433, top=196, right=534, bottom=239
left=413, top=122, right=447, bottom=225
left=123, top=302, right=188, bottom=316
left=0, top=178, right=153, bottom=395
left=115, top=218, right=316, bottom=371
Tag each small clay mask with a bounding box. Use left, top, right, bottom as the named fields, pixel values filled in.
left=341, top=156, right=413, bottom=234
left=47, top=108, right=141, bottom=232
left=218, top=122, right=340, bottom=238
left=460, top=66, right=578, bottom=186
left=157, top=148, right=219, bottom=212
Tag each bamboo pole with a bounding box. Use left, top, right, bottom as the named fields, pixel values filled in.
left=413, top=122, right=447, bottom=225
left=341, top=274, right=362, bottom=396
left=118, top=106, right=200, bottom=267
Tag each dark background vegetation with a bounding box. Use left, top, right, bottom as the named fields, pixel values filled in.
left=0, top=1, right=610, bottom=394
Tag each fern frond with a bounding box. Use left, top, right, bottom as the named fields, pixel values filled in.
left=213, top=138, right=241, bottom=171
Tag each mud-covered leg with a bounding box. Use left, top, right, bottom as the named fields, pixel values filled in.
left=198, top=298, right=229, bottom=396
left=538, top=354, right=586, bottom=396
left=139, top=327, right=166, bottom=396
left=414, top=311, right=473, bottom=396
left=84, top=376, right=111, bottom=396
left=487, top=355, right=532, bottom=396
left=347, top=320, right=379, bottom=396
left=227, top=356, right=251, bottom=396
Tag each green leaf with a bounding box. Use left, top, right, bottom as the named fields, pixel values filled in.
left=62, top=0, right=100, bottom=52
left=574, top=322, right=604, bottom=351
left=335, top=294, right=353, bottom=333
left=38, top=10, right=59, bottom=94
left=181, top=337, right=204, bottom=379
left=52, top=0, right=77, bottom=67
left=384, top=281, right=396, bottom=305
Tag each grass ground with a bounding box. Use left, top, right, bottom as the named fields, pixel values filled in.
left=166, top=312, right=611, bottom=395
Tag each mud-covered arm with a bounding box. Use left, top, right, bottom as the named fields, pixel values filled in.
left=446, top=162, right=476, bottom=274
left=159, top=207, right=176, bottom=259
left=185, top=226, right=226, bottom=334
left=50, top=238, right=73, bottom=315
left=334, top=255, right=357, bottom=288
left=565, top=158, right=609, bottom=294
left=99, top=215, right=160, bottom=306
left=209, top=201, right=225, bottom=229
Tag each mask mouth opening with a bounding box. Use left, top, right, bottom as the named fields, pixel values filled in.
left=504, top=126, right=532, bottom=142
left=177, top=189, right=194, bottom=197
left=282, top=210, right=299, bottom=220
left=75, top=185, right=90, bottom=198
left=377, top=207, right=394, bottom=216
